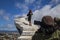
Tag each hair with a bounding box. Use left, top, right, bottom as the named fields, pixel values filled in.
left=29, top=10, right=32, bottom=14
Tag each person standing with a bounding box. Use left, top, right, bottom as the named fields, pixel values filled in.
left=27, top=10, right=33, bottom=26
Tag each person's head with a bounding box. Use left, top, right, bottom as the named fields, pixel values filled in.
left=29, top=10, right=32, bottom=14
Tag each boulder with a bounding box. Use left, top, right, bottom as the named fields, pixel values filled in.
left=42, top=16, right=54, bottom=26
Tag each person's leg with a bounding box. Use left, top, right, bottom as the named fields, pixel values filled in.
left=29, top=21, right=32, bottom=26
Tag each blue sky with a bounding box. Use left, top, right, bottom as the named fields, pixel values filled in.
left=0, top=0, right=60, bottom=31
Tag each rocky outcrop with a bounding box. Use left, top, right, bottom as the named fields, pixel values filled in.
left=42, top=16, right=54, bottom=26
left=14, top=17, right=39, bottom=40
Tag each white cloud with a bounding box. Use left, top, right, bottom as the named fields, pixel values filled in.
left=7, top=24, right=14, bottom=28
left=49, top=4, right=60, bottom=18
left=3, top=16, right=10, bottom=21
left=14, top=13, right=27, bottom=19
left=50, top=0, right=60, bottom=5
left=0, top=9, right=10, bottom=21
left=32, top=5, right=51, bottom=22
left=25, top=0, right=35, bottom=4
left=14, top=14, right=21, bottom=18
left=0, top=9, right=5, bottom=15
left=33, top=5, right=41, bottom=10
left=6, top=24, right=17, bottom=30
left=52, top=0, right=59, bottom=3
left=25, top=0, right=41, bottom=10
left=0, top=23, right=16, bottom=31
left=35, top=0, right=41, bottom=5
left=16, top=3, right=28, bottom=9
left=32, top=4, right=60, bottom=23
left=16, top=3, right=29, bottom=12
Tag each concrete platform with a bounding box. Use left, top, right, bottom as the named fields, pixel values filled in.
left=21, top=31, right=36, bottom=36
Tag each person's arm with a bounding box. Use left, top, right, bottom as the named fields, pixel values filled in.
left=30, top=13, right=33, bottom=15
left=27, top=13, right=29, bottom=16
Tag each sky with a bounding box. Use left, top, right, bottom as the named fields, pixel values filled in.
left=0, top=0, right=60, bottom=31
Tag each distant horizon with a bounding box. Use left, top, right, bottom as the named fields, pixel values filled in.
left=0, top=30, right=18, bottom=31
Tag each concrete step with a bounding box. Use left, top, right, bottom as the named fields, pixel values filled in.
left=23, top=27, right=38, bottom=31
left=21, top=31, right=36, bottom=36
left=18, top=36, right=32, bottom=40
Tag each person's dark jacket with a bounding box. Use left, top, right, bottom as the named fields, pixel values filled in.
left=27, top=13, right=33, bottom=21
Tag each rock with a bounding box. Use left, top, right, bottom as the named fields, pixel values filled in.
left=42, top=16, right=54, bottom=26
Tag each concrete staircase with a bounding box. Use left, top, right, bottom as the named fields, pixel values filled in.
left=14, top=17, right=39, bottom=40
